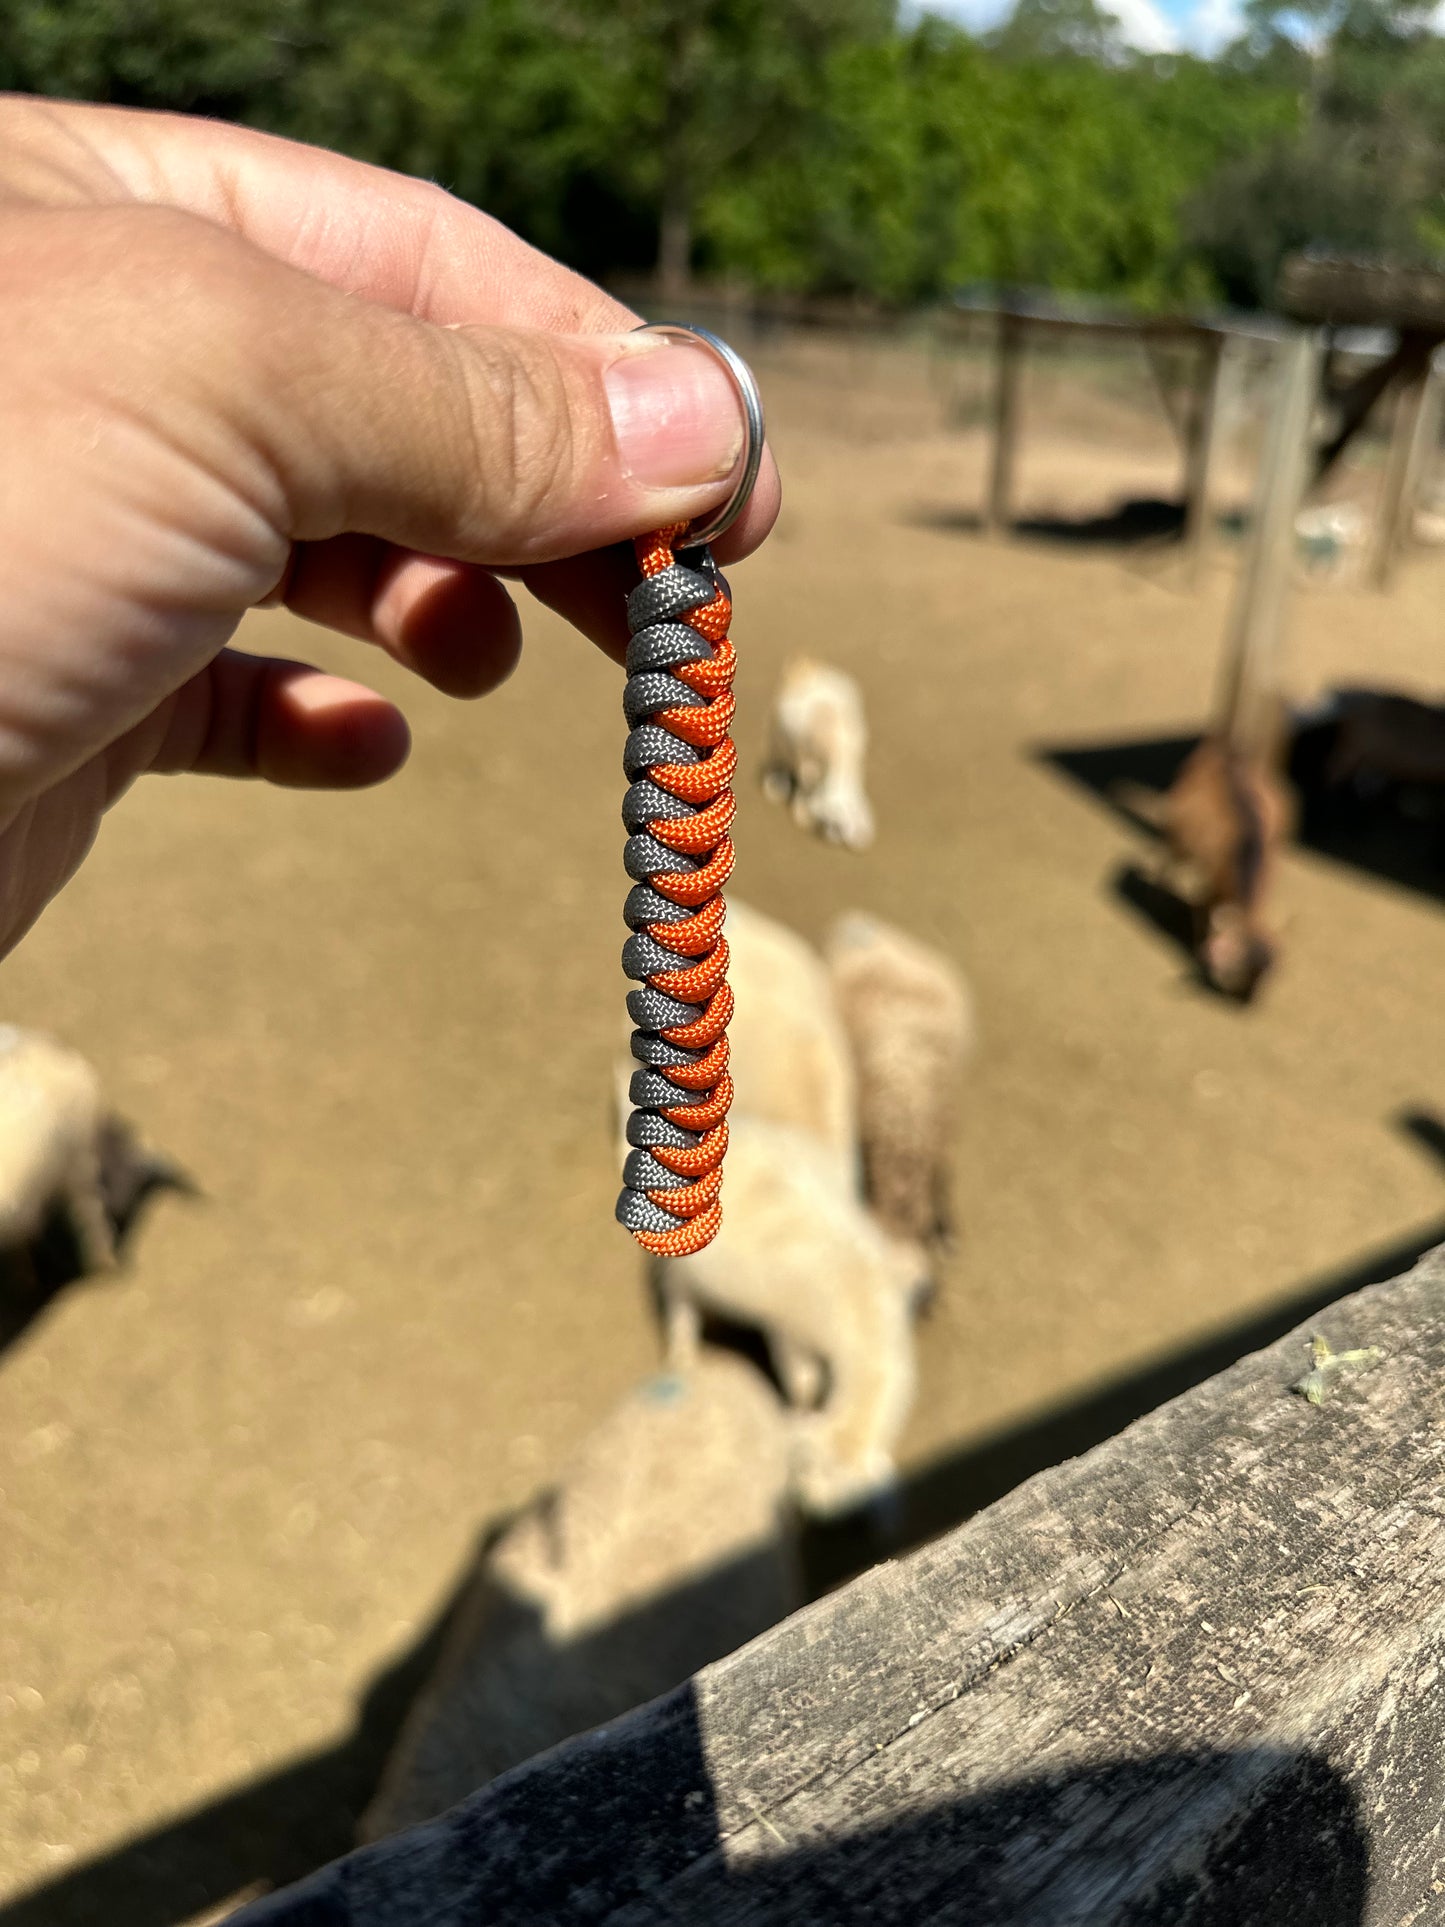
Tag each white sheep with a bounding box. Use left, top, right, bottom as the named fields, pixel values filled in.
left=0, top=1026, right=173, bottom=1290
left=724, top=898, right=857, bottom=1181
left=657, top=1115, right=926, bottom=1519
left=623, top=902, right=929, bottom=1515
left=760, top=657, right=875, bottom=851
left=360, top=1352, right=797, bottom=1840
left=823, top=914, right=975, bottom=1250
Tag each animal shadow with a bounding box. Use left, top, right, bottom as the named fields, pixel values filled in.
left=0, top=1162, right=192, bottom=1357
left=1039, top=726, right=1445, bottom=910
left=1112, top=859, right=1199, bottom=965
left=906, top=495, right=1187, bottom=549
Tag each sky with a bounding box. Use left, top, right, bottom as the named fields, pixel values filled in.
left=913, top=0, right=1246, bottom=54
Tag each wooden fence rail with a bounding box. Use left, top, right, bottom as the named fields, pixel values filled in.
left=238, top=1243, right=1445, bottom=1926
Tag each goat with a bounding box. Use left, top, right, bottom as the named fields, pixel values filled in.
left=1120, top=737, right=1289, bottom=1002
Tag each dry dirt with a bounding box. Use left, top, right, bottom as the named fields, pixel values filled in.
left=1, top=335, right=1443, bottom=1923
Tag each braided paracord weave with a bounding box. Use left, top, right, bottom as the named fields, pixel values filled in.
left=615, top=523, right=736, bottom=1259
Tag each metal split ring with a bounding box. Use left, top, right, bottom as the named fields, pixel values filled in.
left=632, top=322, right=766, bottom=548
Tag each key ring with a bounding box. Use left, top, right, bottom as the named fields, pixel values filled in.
left=632, top=323, right=765, bottom=549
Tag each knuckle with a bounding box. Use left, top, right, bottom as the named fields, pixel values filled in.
left=447, top=329, right=590, bottom=557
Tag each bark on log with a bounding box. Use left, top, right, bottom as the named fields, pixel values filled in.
left=1278, top=254, right=1445, bottom=333
left=236, top=1245, right=1445, bottom=1926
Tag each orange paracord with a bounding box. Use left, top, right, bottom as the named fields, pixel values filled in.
left=615, top=524, right=736, bottom=1258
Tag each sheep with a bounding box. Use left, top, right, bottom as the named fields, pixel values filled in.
left=1119, top=737, right=1290, bottom=1003
left=724, top=898, right=857, bottom=1181
left=619, top=900, right=928, bottom=1515
left=760, top=658, right=875, bottom=851
left=0, top=1026, right=178, bottom=1295
left=822, top=914, right=974, bottom=1252
left=360, top=1352, right=798, bottom=1841
left=656, top=1115, right=926, bottom=1519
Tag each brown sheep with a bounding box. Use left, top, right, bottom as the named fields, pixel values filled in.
left=822, top=914, right=974, bottom=1251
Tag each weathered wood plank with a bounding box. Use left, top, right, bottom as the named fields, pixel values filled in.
left=1215, top=329, right=1320, bottom=757
left=237, top=1246, right=1445, bottom=1926
left=1369, top=358, right=1443, bottom=590
left=1278, top=253, right=1445, bottom=332
left=1181, top=334, right=1228, bottom=586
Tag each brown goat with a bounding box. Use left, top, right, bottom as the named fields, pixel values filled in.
left=1126, top=737, right=1290, bottom=1002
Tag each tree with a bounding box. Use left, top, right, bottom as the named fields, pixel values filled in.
left=1188, top=0, right=1445, bottom=304
left=567, top=0, right=895, bottom=295
left=991, top=0, right=1128, bottom=64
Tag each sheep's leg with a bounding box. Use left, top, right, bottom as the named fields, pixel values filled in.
left=659, top=1276, right=703, bottom=1370
left=770, top=1335, right=827, bottom=1411
left=759, top=760, right=795, bottom=806
left=1150, top=841, right=1185, bottom=892
left=788, top=754, right=825, bottom=832
left=62, top=1150, right=116, bottom=1275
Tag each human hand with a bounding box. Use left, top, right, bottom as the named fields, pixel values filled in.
left=0, top=96, right=780, bottom=954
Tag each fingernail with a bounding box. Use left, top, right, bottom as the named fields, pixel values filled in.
left=605, top=341, right=744, bottom=489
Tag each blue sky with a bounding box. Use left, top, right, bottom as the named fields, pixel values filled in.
left=913, top=0, right=1247, bottom=55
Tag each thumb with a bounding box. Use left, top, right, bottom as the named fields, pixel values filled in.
left=227, top=257, right=749, bottom=567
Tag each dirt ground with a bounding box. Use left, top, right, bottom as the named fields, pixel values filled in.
left=2, top=335, right=1443, bottom=1923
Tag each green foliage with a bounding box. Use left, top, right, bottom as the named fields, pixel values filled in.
left=2, top=0, right=1442, bottom=312
left=990, top=0, right=1129, bottom=64
left=702, top=20, right=1296, bottom=306
left=1188, top=0, right=1445, bottom=300
left=0, top=0, right=315, bottom=112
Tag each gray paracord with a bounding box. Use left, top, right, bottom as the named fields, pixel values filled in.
left=615, top=531, right=736, bottom=1258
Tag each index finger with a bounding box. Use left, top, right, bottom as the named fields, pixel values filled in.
left=2, top=96, right=781, bottom=575
left=0, top=95, right=639, bottom=333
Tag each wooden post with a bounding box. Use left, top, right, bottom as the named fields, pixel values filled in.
left=1181, top=332, right=1231, bottom=588
left=1369, top=352, right=1442, bottom=590
left=1216, top=329, right=1322, bottom=759
left=985, top=311, right=1023, bottom=537
left=1369, top=356, right=1433, bottom=590
left=1405, top=355, right=1445, bottom=533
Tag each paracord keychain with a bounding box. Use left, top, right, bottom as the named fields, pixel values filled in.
left=615, top=324, right=765, bottom=1260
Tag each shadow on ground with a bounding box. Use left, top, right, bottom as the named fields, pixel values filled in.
left=4, top=1103, right=1438, bottom=1924
left=1040, top=726, right=1445, bottom=911
left=0, top=1575, right=468, bottom=1927
left=234, top=1737, right=1370, bottom=1927
left=0, top=1176, right=187, bottom=1360
left=907, top=495, right=1188, bottom=548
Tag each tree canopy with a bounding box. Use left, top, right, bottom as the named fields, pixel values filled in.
left=3, top=0, right=1443, bottom=311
